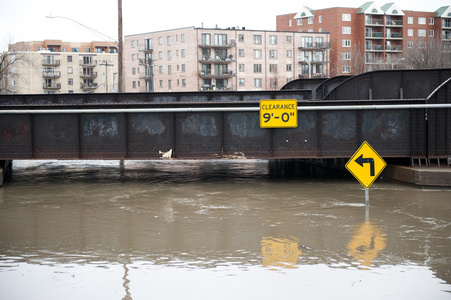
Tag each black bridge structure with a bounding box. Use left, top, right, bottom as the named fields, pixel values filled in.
left=0, top=69, right=450, bottom=164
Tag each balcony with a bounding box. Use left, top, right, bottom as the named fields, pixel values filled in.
left=365, top=45, right=384, bottom=52
left=199, top=70, right=235, bottom=78
left=42, top=59, right=60, bottom=66
left=80, top=72, right=98, bottom=78
left=443, top=31, right=451, bottom=40
left=42, top=71, right=61, bottom=78
left=80, top=59, right=97, bottom=67
left=385, top=20, right=403, bottom=27
left=200, top=57, right=235, bottom=63
left=365, top=32, right=384, bottom=39
left=138, top=46, right=153, bottom=53
left=43, top=83, right=61, bottom=89
left=385, top=45, right=403, bottom=52
left=386, top=32, right=403, bottom=39
left=199, top=43, right=235, bottom=49
left=298, top=58, right=327, bottom=64
left=365, top=19, right=384, bottom=26
left=139, top=59, right=153, bottom=66
left=80, top=83, right=98, bottom=90
left=299, top=42, right=331, bottom=49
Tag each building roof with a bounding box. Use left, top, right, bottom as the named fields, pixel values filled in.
left=358, top=1, right=384, bottom=15
left=294, top=6, right=315, bottom=19
left=434, top=6, right=451, bottom=17
left=381, top=3, right=404, bottom=16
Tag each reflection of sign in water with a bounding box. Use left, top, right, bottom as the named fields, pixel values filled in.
left=347, top=222, right=387, bottom=268
left=261, top=236, right=302, bottom=269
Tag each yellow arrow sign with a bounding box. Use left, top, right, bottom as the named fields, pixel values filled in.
left=346, top=141, right=386, bottom=189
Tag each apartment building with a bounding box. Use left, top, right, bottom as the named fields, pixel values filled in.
left=124, top=27, right=331, bottom=92
left=276, top=3, right=451, bottom=74
left=6, top=40, right=118, bottom=94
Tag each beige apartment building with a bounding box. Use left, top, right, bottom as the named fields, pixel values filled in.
left=6, top=40, right=118, bottom=94
left=124, top=27, right=331, bottom=92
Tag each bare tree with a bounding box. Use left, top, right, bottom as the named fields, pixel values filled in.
left=0, top=39, right=31, bottom=94
left=405, top=36, right=451, bottom=69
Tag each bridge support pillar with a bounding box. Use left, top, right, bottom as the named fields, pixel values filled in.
left=0, top=160, right=12, bottom=187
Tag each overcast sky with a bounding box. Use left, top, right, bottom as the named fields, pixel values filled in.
left=1, top=0, right=449, bottom=50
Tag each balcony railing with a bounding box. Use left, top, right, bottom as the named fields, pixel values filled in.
left=199, top=43, right=235, bottom=48
left=42, top=83, right=61, bottom=89
left=200, top=57, right=235, bottom=63
left=80, top=83, right=98, bottom=90
left=366, top=32, right=384, bottom=38
left=299, top=42, right=331, bottom=49
left=386, top=32, right=403, bottom=39
left=385, top=20, right=403, bottom=26
left=365, top=45, right=384, bottom=51
left=366, top=19, right=384, bottom=26
left=199, top=71, right=235, bottom=78
left=385, top=45, right=403, bottom=51
left=80, top=72, right=98, bottom=78
left=42, top=71, right=61, bottom=78
left=138, top=47, right=153, bottom=53
left=80, top=60, right=97, bottom=66
left=42, top=59, right=60, bottom=66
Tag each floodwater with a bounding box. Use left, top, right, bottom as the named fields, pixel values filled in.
left=0, top=159, right=450, bottom=300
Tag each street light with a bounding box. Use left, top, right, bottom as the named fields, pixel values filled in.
left=46, top=12, right=123, bottom=92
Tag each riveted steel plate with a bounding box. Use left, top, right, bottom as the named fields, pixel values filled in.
left=0, top=115, right=32, bottom=159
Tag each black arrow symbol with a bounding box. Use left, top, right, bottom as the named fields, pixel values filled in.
left=355, top=154, right=375, bottom=176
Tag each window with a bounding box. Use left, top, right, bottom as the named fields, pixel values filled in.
left=133, top=81, right=136, bottom=89
left=158, top=37, right=163, bottom=45
left=67, top=67, right=73, bottom=74
left=269, top=35, right=277, bottom=44
left=168, top=50, right=172, bottom=60
left=182, top=79, right=186, bottom=87
left=159, top=80, right=163, bottom=87
left=182, top=64, right=186, bottom=72
left=132, top=54, right=135, bottom=61
left=408, top=17, right=413, bottom=24
left=308, top=16, right=313, bottom=24
left=168, top=65, right=172, bottom=75
left=289, top=19, right=292, bottom=27
left=254, top=64, right=262, bottom=73
left=319, top=15, right=322, bottom=23
left=429, top=18, right=434, bottom=25
left=167, top=36, right=171, bottom=45
left=239, top=64, right=245, bottom=72
left=408, top=29, right=413, bottom=36
left=254, top=78, right=262, bottom=88
left=407, top=41, right=413, bottom=48
left=297, top=18, right=302, bottom=26
left=342, top=14, right=351, bottom=21
left=418, top=17, right=426, bottom=25
left=159, top=66, right=163, bottom=74
left=269, top=64, right=278, bottom=72
left=85, top=48, right=91, bottom=52
left=301, top=37, right=313, bottom=48
left=181, top=49, right=186, bottom=57
left=239, top=49, right=245, bottom=57
left=286, top=64, right=292, bottom=71
left=131, top=40, right=135, bottom=48
left=286, top=36, right=292, bottom=43
left=316, top=37, right=324, bottom=47
left=342, top=40, right=351, bottom=47
left=67, top=56, right=72, bottom=62
left=342, top=27, right=351, bottom=34
left=429, top=30, right=434, bottom=37
left=342, top=53, right=351, bottom=60
left=254, top=49, right=262, bottom=59
left=214, top=34, right=227, bottom=46
left=418, top=29, right=426, bottom=37
left=254, top=35, right=262, bottom=44
left=286, top=50, right=292, bottom=58
left=132, top=68, right=136, bottom=75
left=68, top=78, right=73, bottom=85
left=72, top=48, right=79, bottom=52
left=269, top=50, right=277, bottom=59
left=238, top=34, right=244, bottom=42
left=159, top=51, right=163, bottom=59
left=342, top=65, right=351, bottom=73
left=168, top=80, right=172, bottom=90
left=302, top=51, right=312, bottom=61
left=239, top=78, right=245, bottom=86
left=201, top=33, right=210, bottom=45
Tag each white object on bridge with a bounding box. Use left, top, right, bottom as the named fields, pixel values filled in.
left=159, top=149, right=172, bottom=159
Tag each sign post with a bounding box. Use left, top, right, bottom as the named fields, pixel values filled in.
left=346, top=141, right=386, bottom=205
left=259, top=99, right=298, bottom=128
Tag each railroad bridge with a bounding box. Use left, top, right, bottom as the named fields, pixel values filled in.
left=1, top=69, right=450, bottom=184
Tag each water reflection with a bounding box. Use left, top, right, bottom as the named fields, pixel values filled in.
left=261, top=236, right=302, bottom=269
left=347, top=221, right=387, bottom=268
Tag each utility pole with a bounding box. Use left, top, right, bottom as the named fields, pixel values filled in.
left=99, top=60, right=114, bottom=92
left=118, top=0, right=123, bottom=93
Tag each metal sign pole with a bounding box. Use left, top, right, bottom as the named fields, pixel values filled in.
left=365, top=188, right=369, bottom=206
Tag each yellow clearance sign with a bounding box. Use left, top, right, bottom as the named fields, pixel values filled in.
left=346, top=141, right=387, bottom=189
left=260, top=99, right=298, bottom=128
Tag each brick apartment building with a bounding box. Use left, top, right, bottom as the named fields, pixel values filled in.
left=124, top=27, right=331, bottom=93
left=276, top=2, right=451, bottom=75
left=5, top=40, right=118, bottom=94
